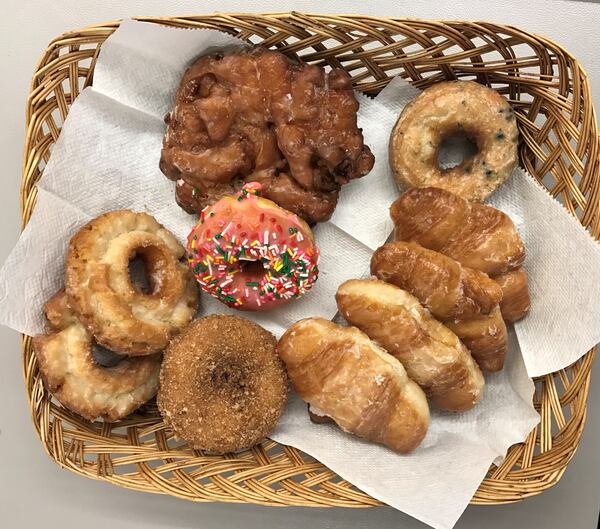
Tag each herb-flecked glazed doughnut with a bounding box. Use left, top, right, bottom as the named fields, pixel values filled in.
left=389, top=81, right=519, bottom=201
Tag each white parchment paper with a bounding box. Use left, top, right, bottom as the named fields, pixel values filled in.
left=3, top=18, right=600, bottom=528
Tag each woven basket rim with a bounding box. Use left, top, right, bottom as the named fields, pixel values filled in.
left=19, top=12, right=599, bottom=510
left=37, top=13, right=588, bottom=68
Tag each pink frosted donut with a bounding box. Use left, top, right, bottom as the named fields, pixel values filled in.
left=187, top=183, right=319, bottom=311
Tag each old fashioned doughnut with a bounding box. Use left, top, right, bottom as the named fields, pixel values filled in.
left=66, top=210, right=199, bottom=356
left=33, top=291, right=161, bottom=421
left=187, top=183, right=319, bottom=311
left=336, top=279, right=484, bottom=411
left=160, top=47, right=374, bottom=224
left=389, top=81, right=519, bottom=201
left=278, top=318, right=429, bottom=454
left=158, top=315, right=287, bottom=453
left=371, top=241, right=508, bottom=371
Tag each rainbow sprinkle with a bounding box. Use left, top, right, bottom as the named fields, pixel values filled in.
left=186, top=183, right=319, bottom=309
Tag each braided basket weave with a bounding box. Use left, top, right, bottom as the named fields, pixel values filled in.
left=21, top=12, right=599, bottom=507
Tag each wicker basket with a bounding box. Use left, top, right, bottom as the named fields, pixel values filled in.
left=21, top=13, right=599, bottom=507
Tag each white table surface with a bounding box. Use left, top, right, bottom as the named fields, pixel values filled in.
left=1, top=1, right=599, bottom=528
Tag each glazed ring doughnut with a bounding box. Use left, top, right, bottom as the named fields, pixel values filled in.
left=158, top=315, right=288, bottom=453
left=187, top=182, right=319, bottom=311
left=33, top=291, right=161, bottom=422
left=389, top=81, right=519, bottom=201
left=66, top=210, right=199, bottom=356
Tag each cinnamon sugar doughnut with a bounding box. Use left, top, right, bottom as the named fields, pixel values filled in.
left=66, top=210, right=199, bottom=355
left=33, top=291, right=161, bottom=422
left=158, top=315, right=287, bottom=453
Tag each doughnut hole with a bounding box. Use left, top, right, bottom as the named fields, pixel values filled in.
left=238, top=259, right=267, bottom=277
left=437, top=130, right=480, bottom=171
left=92, top=343, right=127, bottom=367
left=208, top=355, right=250, bottom=396
left=127, top=245, right=170, bottom=296
left=128, top=255, right=152, bottom=295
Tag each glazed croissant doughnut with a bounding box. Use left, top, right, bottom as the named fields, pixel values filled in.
left=391, top=187, right=524, bottom=275
left=494, top=268, right=531, bottom=323
left=277, top=318, right=429, bottom=454
left=445, top=308, right=507, bottom=372
left=336, top=279, right=484, bottom=411
left=371, top=241, right=502, bottom=321
left=390, top=186, right=529, bottom=322
left=371, top=241, right=507, bottom=371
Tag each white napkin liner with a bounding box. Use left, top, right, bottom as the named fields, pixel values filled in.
left=5, top=18, right=600, bottom=528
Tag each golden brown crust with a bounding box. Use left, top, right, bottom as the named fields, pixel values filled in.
left=33, top=291, right=161, bottom=422
left=391, top=187, right=525, bottom=276
left=371, top=241, right=502, bottom=321
left=277, top=318, right=430, bottom=454
left=158, top=315, right=287, bottom=453
left=160, top=47, right=374, bottom=224
left=370, top=241, right=507, bottom=371
left=65, top=210, right=199, bottom=355
left=494, top=268, right=531, bottom=322
left=336, top=279, right=484, bottom=411
left=389, top=81, right=518, bottom=201
left=446, top=307, right=507, bottom=372
left=44, top=289, right=79, bottom=330
left=308, top=405, right=334, bottom=424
